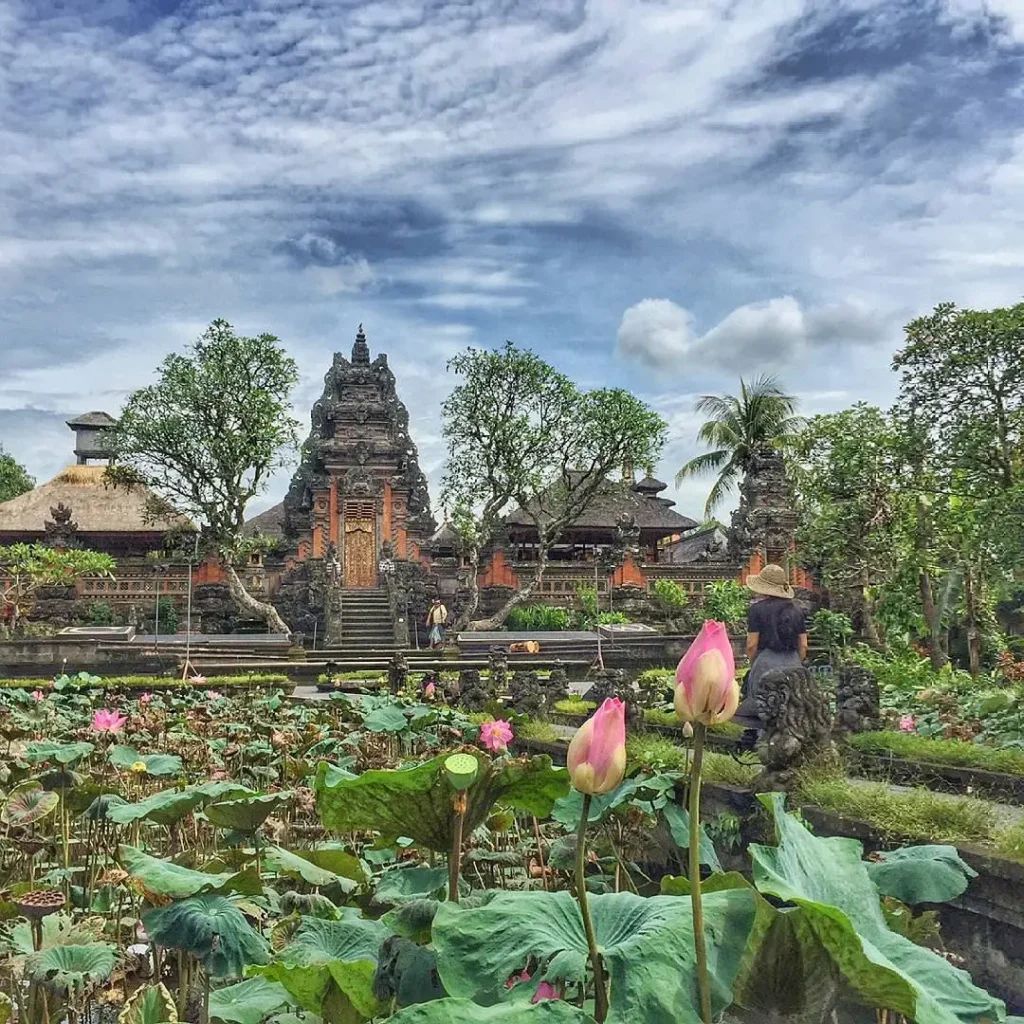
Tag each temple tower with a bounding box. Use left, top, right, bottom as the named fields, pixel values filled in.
left=281, top=326, right=435, bottom=588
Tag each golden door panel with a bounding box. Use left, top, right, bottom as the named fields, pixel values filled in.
left=344, top=518, right=376, bottom=588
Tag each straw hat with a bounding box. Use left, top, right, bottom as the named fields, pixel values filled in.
left=746, top=563, right=794, bottom=599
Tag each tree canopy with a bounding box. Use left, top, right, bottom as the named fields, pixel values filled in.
left=110, top=319, right=299, bottom=633
left=0, top=445, right=33, bottom=503
left=441, top=342, right=667, bottom=627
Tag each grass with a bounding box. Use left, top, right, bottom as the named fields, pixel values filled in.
left=848, top=730, right=1024, bottom=777
left=554, top=700, right=743, bottom=740
left=517, top=719, right=559, bottom=743
left=553, top=698, right=596, bottom=715
left=996, top=821, right=1024, bottom=861
left=626, top=734, right=758, bottom=786
left=0, top=673, right=292, bottom=689
left=797, top=770, right=997, bottom=847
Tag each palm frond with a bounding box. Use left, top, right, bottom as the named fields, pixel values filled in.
left=675, top=450, right=731, bottom=485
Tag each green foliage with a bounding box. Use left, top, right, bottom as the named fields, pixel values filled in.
left=1, top=782, right=60, bottom=826
left=119, top=845, right=262, bottom=898
left=865, top=845, right=977, bottom=905
left=25, top=942, right=117, bottom=993
left=625, top=735, right=756, bottom=786
left=848, top=730, right=1024, bottom=776
left=676, top=374, right=803, bottom=518
left=208, top=978, right=294, bottom=1024
left=0, top=444, right=33, bottom=502
left=154, top=596, right=178, bottom=634
left=205, top=791, right=293, bottom=831
left=809, top=608, right=854, bottom=662
left=0, top=672, right=290, bottom=690
left=552, top=698, right=595, bottom=716
left=144, top=895, right=270, bottom=978
left=118, top=983, right=178, bottom=1024
left=699, top=580, right=747, bottom=628
left=751, top=792, right=1004, bottom=1023
left=111, top=782, right=252, bottom=827
left=651, top=578, right=688, bottom=614
left=263, top=847, right=359, bottom=892
left=505, top=604, right=571, bottom=631
left=107, top=745, right=183, bottom=776
left=88, top=601, right=115, bottom=626
left=373, top=865, right=448, bottom=905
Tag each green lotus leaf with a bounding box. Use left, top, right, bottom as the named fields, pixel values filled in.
left=118, top=982, right=179, bottom=1024
left=362, top=705, right=410, bottom=733
left=382, top=899, right=440, bottom=944
left=659, top=803, right=722, bottom=872
left=315, top=753, right=569, bottom=853
left=110, top=782, right=252, bottom=826
left=865, top=845, right=977, bottom=906
left=372, top=866, right=448, bottom=906
left=432, top=888, right=756, bottom=1024
left=250, top=911, right=390, bottom=1022
left=373, top=935, right=447, bottom=1008
left=2, top=781, right=59, bottom=826
left=25, top=942, right=116, bottom=994
left=295, top=847, right=367, bottom=885
left=389, top=1000, right=595, bottom=1023
left=108, top=745, right=183, bottom=777
left=751, top=792, right=1005, bottom=1024
left=209, top=977, right=294, bottom=1024
left=22, top=741, right=95, bottom=766
left=551, top=773, right=678, bottom=828
left=262, top=847, right=357, bottom=893
left=144, top=895, right=269, bottom=979
left=119, top=845, right=263, bottom=899
left=205, top=792, right=293, bottom=832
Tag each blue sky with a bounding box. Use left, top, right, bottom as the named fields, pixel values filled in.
left=2, top=0, right=1024, bottom=522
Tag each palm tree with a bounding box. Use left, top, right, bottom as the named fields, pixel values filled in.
left=676, top=374, right=803, bottom=518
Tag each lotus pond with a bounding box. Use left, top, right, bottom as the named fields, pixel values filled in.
left=0, top=680, right=1018, bottom=1024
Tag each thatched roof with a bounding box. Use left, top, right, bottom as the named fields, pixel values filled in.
left=664, top=523, right=731, bottom=563
left=66, top=411, right=118, bottom=429
left=505, top=474, right=698, bottom=535
left=243, top=501, right=286, bottom=538
left=0, top=466, right=184, bottom=535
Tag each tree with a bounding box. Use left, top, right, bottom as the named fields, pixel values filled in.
left=0, top=445, right=33, bottom=502
left=441, top=342, right=667, bottom=629
left=675, top=375, right=803, bottom=518
left=109, top=319, right=299, bottom=634
left=0, top=543, right=115, bottom=635
left=789, top=404, right=914, bottom=647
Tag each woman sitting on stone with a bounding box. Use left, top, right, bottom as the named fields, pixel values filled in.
left=736, top=563, right=808, bottom=727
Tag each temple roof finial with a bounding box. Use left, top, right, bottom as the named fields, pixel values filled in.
left=352, top=323, right=370, bottom=365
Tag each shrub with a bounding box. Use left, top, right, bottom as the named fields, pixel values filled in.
left=652, top=578, right=688, bottom=615
left=154, top=596, right=178, bottom=635
left=88, top=601, right=114, bottom=626
left=809, top=608, right=854, bottom=663
left=598, top=611, right=630, bottom=625
left=700, top=580, right=747, bottom=628
left=505, top=604, right=571, bottom=631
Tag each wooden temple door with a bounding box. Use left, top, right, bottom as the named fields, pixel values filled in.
left=343, top=501, right=376, bottom=588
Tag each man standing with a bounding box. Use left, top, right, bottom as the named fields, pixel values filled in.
left=426, top=597, right=449, bottom=649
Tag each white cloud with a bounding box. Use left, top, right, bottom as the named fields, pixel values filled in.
left=306, top=258, right=375, bottom=295
left=618, top=296, right=891, bottom=374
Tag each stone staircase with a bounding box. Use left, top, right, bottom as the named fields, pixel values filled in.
left=336, top=588, right=396, bottom=651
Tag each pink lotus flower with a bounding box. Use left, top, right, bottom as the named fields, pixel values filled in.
left=505, top=970, right=531, bottom=990
left=424, top=681, right=436, bottom=698
left=31, top=690, right=45, bottom=702
left=532, top=981, right=560, bottom=1004
left=190, top=675, right=207, bottom=686
left=139, top=692, right=153, bottom=705
left=674, top=620, right=739, bottom=725
left=92, top=709, right=127, bottom=733
left=480, top=719, right=513, bottom=753
left=899, top=714, right=916, bottom=733
left=567, top=698, right=626, bottom=795
left=207, top=690, right=222, bottom=701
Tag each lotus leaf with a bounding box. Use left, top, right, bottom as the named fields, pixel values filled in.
left=2, top=782, right=59, bottom=826
left=250, top=911, right=390, bottom=1022
left=372, top=935, right=446, bottom=1007
left=110, top=782, right=252, bottom=826
left=750, top=792, right=1005, bottom=1024
left=372, top=866, right=448, bottom=906
left=22, top=741, right=95, bottom=766
left=209, top=977, right=294, bottom=1024
left=205, top=792, right=293, bottom=831
left=118, top=983, right=179, bottom=1024
left=865, top=845, right=977, bottom=906
left=144, top=895, right=269, bottom=979
left=661, top=803, right=723, bottom=871
left=25, top=942, right=116, bottom=994
left=263, top=846, right=357, bottom=892
left=389, top=1001, right=595, bottom=1023
left=119, top=845, right=263, bottom=899
left=315, top=753, right=569, bottom=852
left=108, top=745, right=183, bottom=777
left=551, top=774, right=678, bottom=828
left=361, top=705, right=411, bottom=733
left=432, top=888, right=756, bottom=1024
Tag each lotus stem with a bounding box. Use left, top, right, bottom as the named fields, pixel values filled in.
left=449, top=791, right=466, bottom=902
left=575, top=794, right=609, bottom=1023
left=689, top=722, right=712, bottom=1024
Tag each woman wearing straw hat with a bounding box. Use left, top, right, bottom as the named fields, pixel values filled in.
left=736, top=563, right=808, bottom=720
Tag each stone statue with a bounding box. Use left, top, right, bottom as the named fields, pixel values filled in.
left=509, top=671, right=546, bottom=717
left=834, top=665, right=881, bottom=734
left=754, top=666, right=835, bottom=792
left=487, top=646, right=509, bottom=694
left=582, top=668, right=642, bottom=729
left=458, top=669, right=495, bottom=712
left=543, top=664, right=570, bottom=705
left=43, top=502, right=80, bottom=550
left=387, top=650, right=409, bottom=696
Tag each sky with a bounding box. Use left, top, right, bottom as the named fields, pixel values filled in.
left=2, top=0, right=1024, bottom=524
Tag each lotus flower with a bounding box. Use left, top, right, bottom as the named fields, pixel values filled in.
left=532, top=981, right=560, bottom=1004
left=190, top=675, right=207, bottom=686
left=207, top=690, right=222, bottom=701
left=567, top=698, right=626, bottom=795
left=139, top=692, right=153, bottom=705
left=92, top=709, right=127, bottom=733
left=674, top=620, right=739, bottom=725
left=31, top=690, right=45, bottom=702
left=480, top=719, right=513, bottom=753
left=899, top=714, right=916, bottom=733
left=505, top=970, right=531, bottom=990
left=424, top=681, right=436, bottom=698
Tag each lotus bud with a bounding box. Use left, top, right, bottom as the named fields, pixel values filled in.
left=567, top=698, right=626, bottom=795
left=674, top=620, right=739, bottom=725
